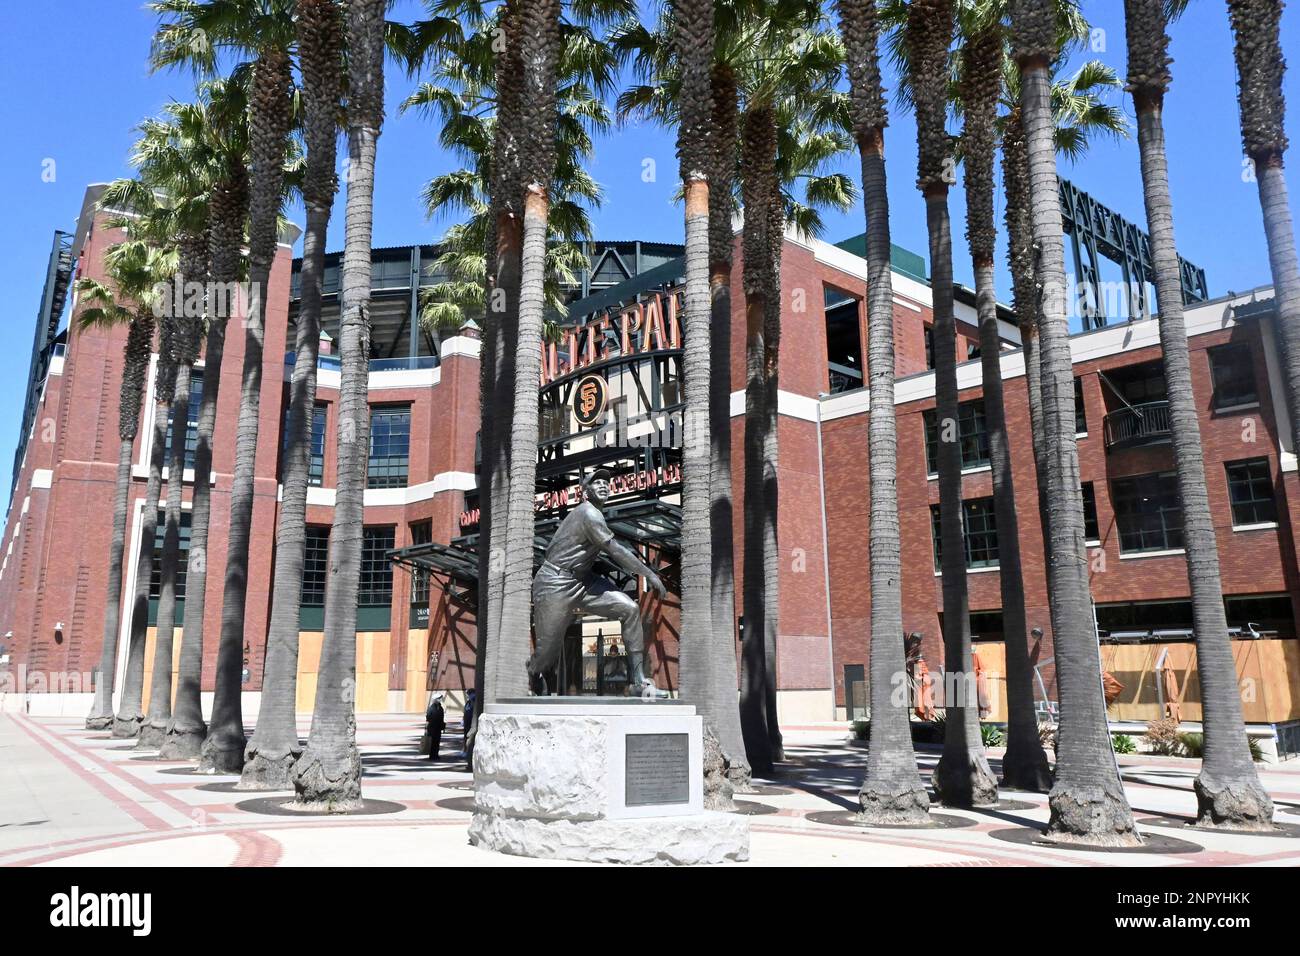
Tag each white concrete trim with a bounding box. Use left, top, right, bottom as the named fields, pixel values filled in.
left=48, top=354, right=65, bottom=376
left=1259, top=312, right=1295, bottom=471
left=21, top=496, right=31, bottom=515
left=30, top=469, right=52, bottom=489
left=369, top=366, right=440, bottom=390
left=1118, top=548, right=1186, bottom=560
left=728, top=388, right=820, bottom=422
left=296, top=471, right=478, bottom=509
left=307, top=486, right=337, bottom=507
left=1232, top=521, right=1279, bottom=533
left=927, top=464, right=992, bottom=482
left=314, top=367, right=341, bottom=390
left=440, top=336, right=481, bottom=359
left=115, top=497, right=148, bottom=705
left=300, top=364, right=442, bottom=391
left=820, top=288, right=1278, bottom=423
left=138, top=355, right=159, bottom=470
left=934, top=565, right=1000, bottom=577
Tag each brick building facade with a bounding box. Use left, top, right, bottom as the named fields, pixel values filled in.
left=3, top=183, right=1298, bottom=754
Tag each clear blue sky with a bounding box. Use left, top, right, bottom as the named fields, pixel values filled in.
left=1, top=0, right=1297, bottom=508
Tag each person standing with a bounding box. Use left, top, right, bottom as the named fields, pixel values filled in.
left=425, top=691, right=446, bottom=761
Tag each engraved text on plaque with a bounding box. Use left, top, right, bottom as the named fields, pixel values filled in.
left=624, top=733, right=690, bottom=807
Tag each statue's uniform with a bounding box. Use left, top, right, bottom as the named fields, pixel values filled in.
left=529, top=502, right=646, bottom=678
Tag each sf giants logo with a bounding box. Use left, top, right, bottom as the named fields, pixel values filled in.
left=573, top=373, right=607, bottom=428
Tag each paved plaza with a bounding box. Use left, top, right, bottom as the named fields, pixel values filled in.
left=3, top=712, right=1298, bottom=867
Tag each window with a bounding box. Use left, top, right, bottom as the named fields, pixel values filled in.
left=1112, top=471, right=1182, bottom=553
left=1082, top=482, right=1100, bottom=542
left=300, top=525, right=330, bottom=608
left=282, top=402, right=327, bottom=486
left=368, top=406, right=411, bottom=488
left=308, top=403, right=327, bottom=486
left=924, top=326, right=935, bottom=370
left=360, top=526, right=396, bottom=606
left=966, top=340, right=980, bottom=361
left=924, top=400, right=990, bottom=474
left=825, top=288, right=863, bottom=394
left=1208, top=344, right=1258, bottom=410
left=1116, top=362, right=1167, bottom=404
left=930, top=497, right=999, bottom=571
left=163, top=371, right=203, bottom=471
left=1074, top=377, right=1087, bottom=435
left=1225, top=457, right=1276, bottom=526
left=410, top=520, right=432, bottom=605
left=149, top=511, right=193, bottom=600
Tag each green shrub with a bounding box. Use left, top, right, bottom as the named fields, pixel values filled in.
left=1179, top=732, right=1204, bottom=759
left=1111, top=733, right=1137, bottom=755
left=1249, top=736, right=1263, bottom=762
left=980, top=723, right=1005, bottom=748
left=851, top=719, right=870, bottom=741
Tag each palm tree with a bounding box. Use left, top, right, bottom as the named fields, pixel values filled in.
left=836, top=0, right=930, bottom=823
left=403, top=6, right=609, bottom=333
left=671, top=0, right=717, bottom=795
left=80, top=250, right=162, bottom=731
left=292, top=0, right=387, bottom=808
left=138, top=272, right=200, bottom=750
left=953, top=3, right=1051, bottom=793
left=1123, top=0, right=1272, bottom=829
left=614, top=2, right=749, bottom=774
left=706, top=55, right=750, bottom=789
left=1010, top=0, right=1138, bottom=844
left=93, top=103, right=226, bottom=752
left=1227, top=0, right=1300, bottom=528
left=490, top=0, right=564, bottom=702
left=113, top=306, right=182, bottom=739
left=1000, top=52, right=1124, bottom=562
left=151, top=0, right=298, bottom=773
left=241, top=0, right=345, bottom=791
left=900, top=0, right=998, bottom=809
left=162, top=79, right=253, bottom=760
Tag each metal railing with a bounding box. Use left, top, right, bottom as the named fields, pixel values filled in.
left=1103, top=399, right=1172, bottom=449
left=284, top=352, right=437, bottom=373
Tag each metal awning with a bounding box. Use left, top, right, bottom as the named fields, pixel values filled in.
left=388, top=499, right=682, bottom=596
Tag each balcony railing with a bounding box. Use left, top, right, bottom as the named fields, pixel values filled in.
left=284, top=352, right=437, bottom=373
left=1103, top=400, right=1172, bottom=449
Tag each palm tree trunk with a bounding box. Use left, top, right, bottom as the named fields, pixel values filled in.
left=739, top=103, right=776, bottom=776
left=200, top=48, right=293, bottom=774
left=973, top=258, right=1049, bottom=790
left=489, top=0, right=560, bottom=703
left=762, top=234, right=783, bottom=763
left=1014, top=1, right=1138, bottom=842
left=837, top=0, right=929, bottom=822
left=293, top=0, right=386, bottom=808
left=960, top=28, right=1051, bottom=792
left=477, top=0, right=523, bottom=710
left=164, top=172, right=246, bottom=760
left=162, top=321, right=223, bottom=758
left=674, top=0, right=724, bottom=804
left=113, top=395, right=170, bottom=738
left=88, top=315, right=155, bottom=729
left=139, top=360, right=192, bottom=748
left=1002, top=118, right=1054, bottom=581
left=858, top=132, right=931, bottom=822
left=1125, top=1, right=1273, bottom=825
left=707, top=62, right=750, bottom=788
left=1228, top=0, right=1300, bottom=478
left=928, top=186, right=998, bottom=808
left=242, top=0, right=341, bottom=790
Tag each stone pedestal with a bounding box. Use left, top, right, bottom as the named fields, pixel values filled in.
left=470, top=698, right=749, bottom=865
